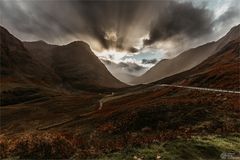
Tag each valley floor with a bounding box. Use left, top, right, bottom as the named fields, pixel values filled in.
left=0, top=83, right=240, bottom=159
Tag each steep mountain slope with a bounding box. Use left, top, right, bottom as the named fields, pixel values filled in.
left=0, top=26, right=64, bottom=106
left=23, top=40, right=57, bottom=67
left=133, top=24, right=240, bottom=84
left=0, top=26, right=61, bottom=87
left=51, top=41, right=126, bottom=90
left=155, top=39, right=240, bottom=90
left=0, top=26, right=126, bottom=106
left=182, top=39, right=240, bottom=90
left=23, top=31, right=126, bottom=90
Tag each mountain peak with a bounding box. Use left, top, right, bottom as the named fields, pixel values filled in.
left=225, top=24, right=240, bottom=38
left=35, top=40, right=47, bottom=44
left=0, top=26, right=26, bottom=52
left=230, top=24, right=240, bottom=31
left=0, top=25, right=8, bottom=33
left=51, top=40, right=127, bottom=90
left=67, top=41, right=90, bottom=48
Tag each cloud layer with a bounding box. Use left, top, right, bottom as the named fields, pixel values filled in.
left=1, top=0, right=239, bottom=53
left=143, top=1, right=214, bottom=45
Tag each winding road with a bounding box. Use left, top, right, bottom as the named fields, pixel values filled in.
left=158, top=84, right=240, bottom=94
left=38, top=84, right=240, bottom=130
left=98, top=84, right=240, bottom=110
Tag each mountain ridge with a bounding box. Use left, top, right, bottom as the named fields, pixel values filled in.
left=1, top=26, right=127, bottom=92
left=132, top=24, right=240, bottom=84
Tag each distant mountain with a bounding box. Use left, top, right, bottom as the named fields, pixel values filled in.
left=101, top=59, right=143, bottom=84
left=133, top=24, right=240, bottom=84
left=51, top=41, right=126, bottom=90
left=155, top=38, right=240, bottom=90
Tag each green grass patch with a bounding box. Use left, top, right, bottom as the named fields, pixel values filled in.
left=98, top=134, right=240, bottom=160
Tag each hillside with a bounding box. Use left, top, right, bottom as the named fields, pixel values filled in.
left=0, top=26, right=61, bottom=88
left=0, top=26, right=126, bottom=107
left=153, top=39, right=240, bottom=90
left=133, top=24, right=240, bottom=84
left=23, top=40, right=57, bottom=67
left=51, top=41, right=126, bottom=90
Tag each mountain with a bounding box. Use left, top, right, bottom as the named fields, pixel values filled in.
left=23, top=35, right=127, bottom=91
left=0, top=26, right=126, bottom=106
left=0, top=26, right=61, bottom=87
left=51, top=41, right=126, bottom=90
left=133, top=24, right=240, bottom=84
left=155, top=38, right=240, bottom=90
left=23, top=40, right=57, bottom=67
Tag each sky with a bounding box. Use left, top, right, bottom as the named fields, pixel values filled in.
left=0, top=0, right=239, bottom=83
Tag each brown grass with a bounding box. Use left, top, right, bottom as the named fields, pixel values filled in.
left=0, top=132, right=76, bottom=159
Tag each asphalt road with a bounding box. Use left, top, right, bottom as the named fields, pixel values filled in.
left=98, top=84, right=240, bottom=110
left=158, top=84, right=240, bottom=94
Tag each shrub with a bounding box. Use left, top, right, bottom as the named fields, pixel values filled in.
left=0, top=132, right=76, bottom=159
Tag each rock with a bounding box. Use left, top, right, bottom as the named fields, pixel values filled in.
left=216, top=93, right=222, bottom=97
left=141, top=127, right=152, bottom=132
left=156, top=154, right=161, bottom=159
left=131, top=132, right=138, bottom=138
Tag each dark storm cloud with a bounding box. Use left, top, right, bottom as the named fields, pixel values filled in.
left=0, top=1, right=82, bottom=42
left=0, top=0, right=152, bottom=50
left=0, top=0, right=238, bottom=51
left=128, top=47, right=139, bottom=53
left=213, top=6, right=240, bottom=26
left=142, top=59, right=157, bottom=64
left=71, top=1, right=153, bottom=49
left=144, top=1, right=214, bottom=45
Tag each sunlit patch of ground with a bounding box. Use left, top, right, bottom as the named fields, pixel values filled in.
left=98, top=134, right=240, bottom=160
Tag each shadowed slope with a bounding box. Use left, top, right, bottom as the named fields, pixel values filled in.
left=0, top=26, right=61, bottom=87
left=51, top=41, right=127, bottom=90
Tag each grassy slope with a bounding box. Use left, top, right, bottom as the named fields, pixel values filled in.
left=99, top=134, right=240, bottom=160
left=153, top=40, right=240, bottom=91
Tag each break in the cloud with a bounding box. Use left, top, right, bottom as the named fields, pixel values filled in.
left=142, top=59, right=158, bottom=64
left=101, top=59, right=147, bottom=84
